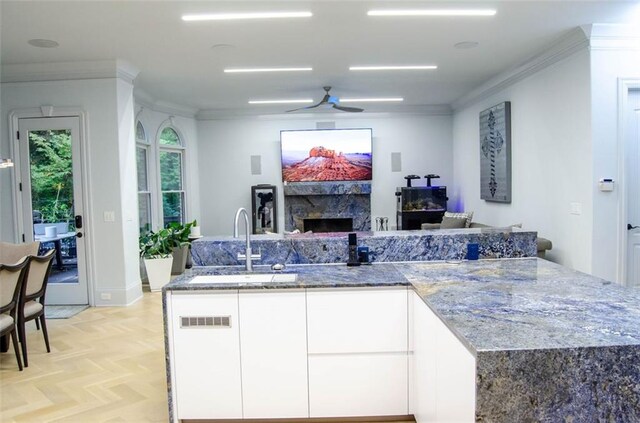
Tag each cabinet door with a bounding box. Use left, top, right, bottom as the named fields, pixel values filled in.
left=435, top=315, right=475, bottom=423
left=410, top=291, right=476, bottom=423
left=171, top=292, right=242, bottom=420
left=239, top=290, right=308, bottom=418
left=308, top=354, right=408, bottom=417
left=307, top=288, right=408, bottom=353
left=411, top=292, right=437, bottom=422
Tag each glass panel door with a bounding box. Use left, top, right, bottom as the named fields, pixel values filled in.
left=19, top=117, right=88, bottom=305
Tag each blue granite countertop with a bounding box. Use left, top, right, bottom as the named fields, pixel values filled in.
left=166, top=258, right=640, bottom=354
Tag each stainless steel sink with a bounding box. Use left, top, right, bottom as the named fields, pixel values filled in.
left=189, top=273, right=298, bottom=284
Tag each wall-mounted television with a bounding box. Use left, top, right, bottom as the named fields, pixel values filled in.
left=281, top=128, right=373, bottom=182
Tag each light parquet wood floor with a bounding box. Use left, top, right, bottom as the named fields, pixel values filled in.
left=1, top=291, right=168, bottom=423
left=0, top=291, right=412, bottom=423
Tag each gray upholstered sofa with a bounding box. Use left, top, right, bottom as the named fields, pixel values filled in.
left=421, top=222, right=553, bottom=258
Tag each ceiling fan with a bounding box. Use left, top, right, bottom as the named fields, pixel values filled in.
left=286, top=86, right=364, bottom=113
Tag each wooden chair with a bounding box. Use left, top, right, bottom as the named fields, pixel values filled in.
left=0, top=241, right=40, bottom=265
left=18, top=249, right=55, bottom=367
left=0, top=258, right=30, bottom=371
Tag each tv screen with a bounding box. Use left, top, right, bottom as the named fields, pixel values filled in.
left=281, top=128, right=373, bottom=182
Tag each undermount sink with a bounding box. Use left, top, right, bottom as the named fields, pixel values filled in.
left=189, top=273, right=298, bottom=284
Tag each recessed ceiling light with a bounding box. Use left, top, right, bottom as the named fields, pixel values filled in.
left=340, top=98, right=404, bottom=103
left=368, top=9, right=496, bottom=17
left=249, top=99, right=314, bottom=105
left=27, top=39, right=59, bottom=48
left=182, top=11, right=312, bottom=21
left=349, top=65, right=437, bottom=71
left=225, top=67, right=312, bottom=73
left=455, top=41, right=479, bottom=49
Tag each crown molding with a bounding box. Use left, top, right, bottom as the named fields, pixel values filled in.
left=1, top=59, right=139, bottom=84
left=585, top=23, right=640, bottom=51
left=134, top=88, right=198, bottom=118
left=196, top=104, right=452, bottom=121
left=451, top=27, right=589, bottom=111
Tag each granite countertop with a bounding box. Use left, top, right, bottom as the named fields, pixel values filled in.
left=165, top=258, right=640, bottom=355
left=193, top=227, right=533, bottom=242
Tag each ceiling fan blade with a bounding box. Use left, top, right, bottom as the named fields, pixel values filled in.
left=333, top=104, right=364, bottom=113
left=286, top=102, right=323, bottom=113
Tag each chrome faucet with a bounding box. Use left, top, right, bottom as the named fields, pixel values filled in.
left=233, top=207, right=261, bottom=271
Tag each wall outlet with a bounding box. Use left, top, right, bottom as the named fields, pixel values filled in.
left=104, top=211, right=115, bottom=222
left=570, top=202, right=582, bottom=215
left=100, top=293, right=111, bottom=300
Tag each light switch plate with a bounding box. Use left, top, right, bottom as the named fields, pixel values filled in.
left=104, top=211, right=115, bottom=222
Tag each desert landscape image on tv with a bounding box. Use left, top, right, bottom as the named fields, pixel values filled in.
left=281, top=129, right=373, bottom=182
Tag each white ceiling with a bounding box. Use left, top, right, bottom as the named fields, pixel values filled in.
left=1, top=1, right=639, bottom=114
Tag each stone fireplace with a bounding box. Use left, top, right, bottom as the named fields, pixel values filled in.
left=284, top=182, right=371, bottom=232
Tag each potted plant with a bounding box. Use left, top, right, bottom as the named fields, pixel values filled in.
left=140, top=229, right=174, bottom=291
left=166, top=220, right=196, bottom=275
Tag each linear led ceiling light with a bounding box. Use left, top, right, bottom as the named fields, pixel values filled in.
left=368, top=9, right=496, bottom=17
left=340, top=98, right=404, bottom=103
left=225, top=67, right=312, bottom=73
left=349, top=65, right=437, bottom=71
left=182, top=11, right=312, bottom=21
left=249, top=99, right=314, bottom=105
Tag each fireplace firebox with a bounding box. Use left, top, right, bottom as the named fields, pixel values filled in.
left=303, top=218, right=353, bottom=233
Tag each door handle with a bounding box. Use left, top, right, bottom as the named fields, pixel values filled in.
left=76, top=232, right=83, bottom=238
left=628, top=224, right=639, bottom=230
left=75, top=215, right=83, bottom=229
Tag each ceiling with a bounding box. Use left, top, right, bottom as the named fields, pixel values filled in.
left=1, top=1, right=639, bottom=115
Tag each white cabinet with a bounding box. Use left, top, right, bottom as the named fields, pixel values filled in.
left=239, top=290, right=308, bottom=418
left=306, top=287, right=409, bottom=418
left=307, top=287, right=408, bottom=353
left=170, top=291, right=242, bottom=420
left=410, top=291, right=476, bottom=423
left=308, top=354, right=408, bottom=417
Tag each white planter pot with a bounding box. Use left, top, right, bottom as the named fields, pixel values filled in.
left=144, top=257, right=174, bottom=292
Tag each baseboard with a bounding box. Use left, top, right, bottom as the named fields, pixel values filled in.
left=182, top=415, right=415, bottom=423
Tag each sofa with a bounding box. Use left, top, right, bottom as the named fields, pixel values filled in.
left=421, top=222, right=553, bottom=258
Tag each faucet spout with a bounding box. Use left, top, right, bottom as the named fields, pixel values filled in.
left=233, top=207, right=260, bottom=271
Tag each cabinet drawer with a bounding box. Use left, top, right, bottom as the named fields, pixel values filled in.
left=308, top=354, right=408, bottom=417
left=307, top=288, right=408, bottom=353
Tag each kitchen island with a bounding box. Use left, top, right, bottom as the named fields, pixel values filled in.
left=163, top=258, right=640, bottom=422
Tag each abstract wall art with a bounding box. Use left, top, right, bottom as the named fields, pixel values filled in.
left=480, top=101, right=511, bottom=203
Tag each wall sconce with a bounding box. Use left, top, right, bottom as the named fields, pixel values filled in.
left=0, top=157, right=14, bottom=169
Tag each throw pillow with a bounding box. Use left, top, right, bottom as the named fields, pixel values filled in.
left=444, top=211, right=474, bottom=228
left=440, top=216, right=467, bottom=229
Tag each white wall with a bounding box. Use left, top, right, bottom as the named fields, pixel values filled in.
left=0, top=77, right=142, bottom=306
left=134, top=105, right=201, bottom=230
left=589, top=36, right=640, bottom=281
left=196, top=114, right=453, bottom=236
left=452, top=50, right=593, bottom=272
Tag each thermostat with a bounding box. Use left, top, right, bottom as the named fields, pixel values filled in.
left=598, top=178, right=614, bottom=192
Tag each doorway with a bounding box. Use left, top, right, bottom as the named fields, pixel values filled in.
left=625, top=88, right=640, bottom=287
left=18, top=117, right=89, bottom=305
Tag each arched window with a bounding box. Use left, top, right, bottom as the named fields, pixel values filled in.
left=136, top=121, right=152, bottom=232
left=159, top=127, right=185, bottom=226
